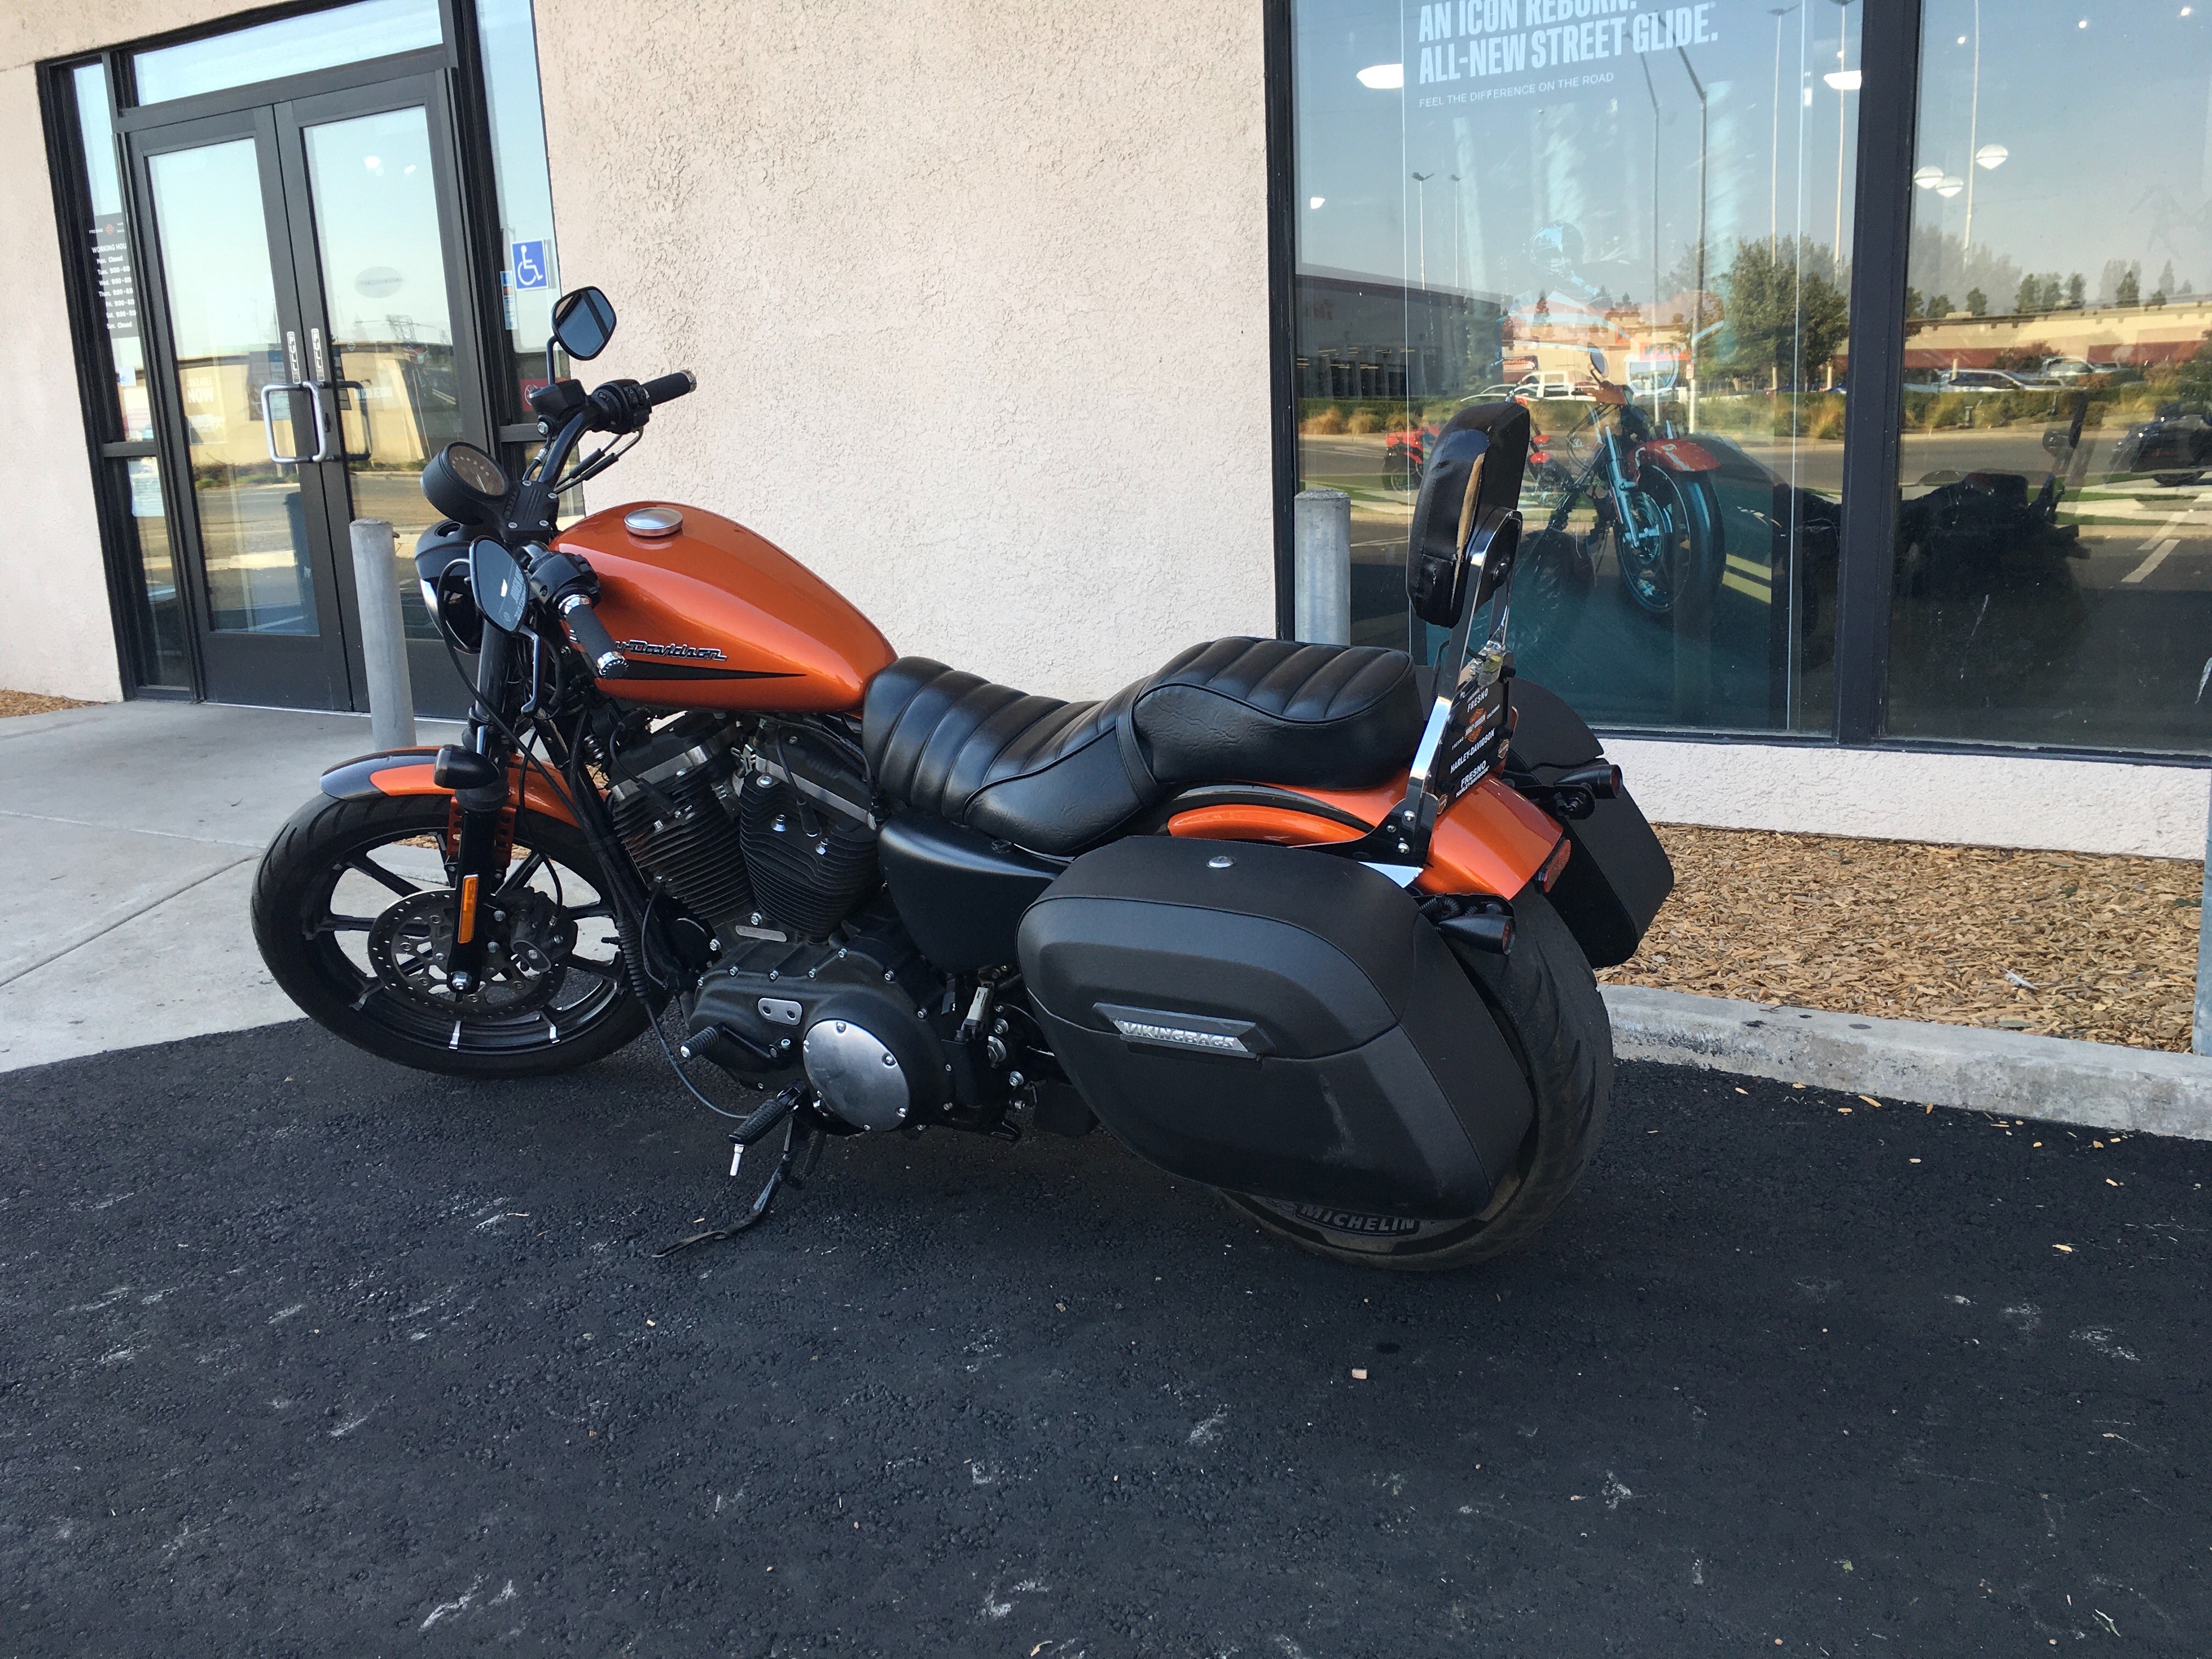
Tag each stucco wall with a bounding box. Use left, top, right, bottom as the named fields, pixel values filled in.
left=1610, top=737, right=2209, bottom=860
left=529, top=0, right=1279, bottom=703
left=0, top=1, right=249, bottom=701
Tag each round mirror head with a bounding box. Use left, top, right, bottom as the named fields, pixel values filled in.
left=470, top=538, right=529, bottom=633
left=550, top=286, right=617, bottom=361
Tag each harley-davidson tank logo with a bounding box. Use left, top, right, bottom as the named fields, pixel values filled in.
left=616, top=639, right=727, bottom=661
left=1288, top=1204, right=1424, bottom=1237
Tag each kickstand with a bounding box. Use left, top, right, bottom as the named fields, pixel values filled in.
left=655, top=1109, right=817, bottom=1257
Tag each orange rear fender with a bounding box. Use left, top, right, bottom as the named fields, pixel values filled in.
left=1166, top=772, right=1562, bottom=899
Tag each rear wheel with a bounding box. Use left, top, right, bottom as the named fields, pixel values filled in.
left=252, top=791, right=649, bottom=1077
left=1219, top=891, right=1612, bottom=1271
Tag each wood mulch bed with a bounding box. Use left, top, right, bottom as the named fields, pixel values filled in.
left=0, top=690, right=93, bottom=718
left=1596, top=825, right=2203, bottom=1054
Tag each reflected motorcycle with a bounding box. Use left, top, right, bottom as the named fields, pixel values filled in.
left=253, top=288, right=1674, bottom=1271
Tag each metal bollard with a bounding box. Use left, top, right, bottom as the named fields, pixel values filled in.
left=1293, top=487, right=1352, bottom=646
left=2197, top=772, right=2212, bottom=1054
left=349, top=518, right=416, bottom=751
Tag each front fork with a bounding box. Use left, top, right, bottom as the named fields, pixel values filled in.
left=444, top=626, right=519, bottom=991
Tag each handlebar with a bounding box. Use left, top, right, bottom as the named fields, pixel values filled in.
left=558, top=594, right=629, bottom=679
left=640, top=369, right=696, bottom=407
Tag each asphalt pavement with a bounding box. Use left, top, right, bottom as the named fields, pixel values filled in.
left=4, top=1025, right=2208, bottom=1657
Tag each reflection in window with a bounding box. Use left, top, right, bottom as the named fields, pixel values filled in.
left=132, top=0, right=441, bottom=105
left=124, top=458, right=190, bottom=687
left=1292, top=0, right=1857, bottom=732
left=146, top=139, right=318, bottom=636
left=69, top=64, right=188, bottom=688
left=479, top=0, right=564, bottom=414
left=1888, top=2, right=2212, bottom=753
left=303, top=106, right=462, bottom=641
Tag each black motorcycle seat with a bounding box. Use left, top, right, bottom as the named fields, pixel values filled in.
left=862, top=637, right=1420, bottom=855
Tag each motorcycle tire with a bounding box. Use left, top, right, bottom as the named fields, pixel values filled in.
left=1219, top=889, right=1613, bottom=1271
left=252, top=791, right=651, bottom=1079
left=1615, top=469, right=1722, bottom=618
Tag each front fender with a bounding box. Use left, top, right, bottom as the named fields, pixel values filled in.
left=319, top=747, right=579, bottom=826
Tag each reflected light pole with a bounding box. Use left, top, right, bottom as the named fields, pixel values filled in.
left=1678, top=46, right=1709, bottom=431
left=1770, top=4, right=1798, bottom=256
left=1827, top=0, right=1858, bottom=263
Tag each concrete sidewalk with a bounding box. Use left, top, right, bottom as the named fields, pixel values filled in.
left=0, top=701, right=457, bottom=1071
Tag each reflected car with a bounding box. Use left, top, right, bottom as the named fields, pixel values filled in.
left=1939, top=368, right=2059, bottom=392
left=2112, top=404, right=2212, bottom=486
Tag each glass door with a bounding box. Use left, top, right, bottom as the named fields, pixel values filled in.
left=129, top=74, right=488, bottom=714
left=281, top=75, right=490, bottom=715
left=134, top=109, right=349, bottom=707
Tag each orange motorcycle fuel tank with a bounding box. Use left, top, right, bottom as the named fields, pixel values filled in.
left=552, top=503, right=894, bottom=713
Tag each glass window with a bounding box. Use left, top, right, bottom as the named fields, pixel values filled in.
left=1291, top=0, right=1860, bottom=733
left=70, top=65, right=152, bottom=444
left=478, top=0, right=565, bottom=413
left=69, top=64, right=189, bottom=689
left=1886, top=1, right=2212, bottom=754
left=132, top=0, right=442, bottom=105
left=123, top=458, right=190, bottom=687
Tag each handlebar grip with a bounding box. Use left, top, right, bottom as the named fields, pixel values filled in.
left=641, top=370, right=696, bottom=407
left=559, top=595, right=628, bottom=679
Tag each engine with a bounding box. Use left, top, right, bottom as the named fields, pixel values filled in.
left=605, top=712, right=878, bottom=945
left=607, top=710, right=1049, bottom=1136
left=684, top=925, right=947, bottom=1130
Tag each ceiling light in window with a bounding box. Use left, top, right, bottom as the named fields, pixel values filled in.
left=1934, top=175, right=1965, bottom=198
left=1308, top=196, right=1325, bottom=209
left=1974, top=143, right=2008, bottom=170
left=1912, top=165, right=1946, bottom=189
left=1823, top=68, right=1862, bottom=90
left=1356, top=63, right=1403, bottom=89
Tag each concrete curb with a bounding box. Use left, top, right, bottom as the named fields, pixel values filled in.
left=1602, top=984, right=2212, bottom=1141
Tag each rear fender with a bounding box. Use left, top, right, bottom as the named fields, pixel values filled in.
left=1167, top=772, right=1561, bottom=901
left=319, top=747, right=580, bottom=827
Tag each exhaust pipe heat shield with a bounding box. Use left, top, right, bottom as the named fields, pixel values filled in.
left=1017, top=837, right=1532, bottom=1218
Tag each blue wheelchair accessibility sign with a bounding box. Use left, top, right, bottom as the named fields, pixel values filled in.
left=511, top=241, right=549, bottom=290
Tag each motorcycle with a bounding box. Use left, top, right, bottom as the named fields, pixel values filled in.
left=252, top=287, right=1674, bottom=1271
left=1527, top=380, right=1725, bottom=622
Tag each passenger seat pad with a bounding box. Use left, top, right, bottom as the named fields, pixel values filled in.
left=1132, top=637, right=1420, bottom=791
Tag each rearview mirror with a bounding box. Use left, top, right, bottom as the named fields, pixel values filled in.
left=470, top=538, right=529, bottom=632
left=550, top=286, right=617, bottom=360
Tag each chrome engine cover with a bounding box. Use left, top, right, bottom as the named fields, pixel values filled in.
left=803, top=1018, right=912, bottom=1130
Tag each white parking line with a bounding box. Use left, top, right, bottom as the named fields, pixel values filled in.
left=2124, top=539, right=2180, bottom=584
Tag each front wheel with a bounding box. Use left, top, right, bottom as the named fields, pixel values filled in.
left=1614, top=468, right=1722, bottom=618
left=1219, top=891, right=1612, bottom=1271
left=252, top=791, right=650, bottom=1077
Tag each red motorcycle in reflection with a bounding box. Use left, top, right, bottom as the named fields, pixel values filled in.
left=1388, top=382, right=1726, bottom=651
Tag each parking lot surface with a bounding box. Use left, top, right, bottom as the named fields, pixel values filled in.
left=4, top=1025, right=2208, bottom=1656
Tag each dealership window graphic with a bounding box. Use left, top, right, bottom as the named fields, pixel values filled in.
left=1290, top=0, right=2211, bottom=754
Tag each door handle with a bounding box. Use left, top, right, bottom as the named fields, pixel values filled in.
left=311, top=378, right=372, bottom=462
left=259, top=380, right=325, bottom=465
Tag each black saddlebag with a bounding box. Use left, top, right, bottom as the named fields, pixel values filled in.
left=1017, top=837, right=1533, bottom=1218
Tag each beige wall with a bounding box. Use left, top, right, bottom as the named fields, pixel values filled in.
left=531, top=0, right=1280, bottom=702
left=1, top=1, right=249, bottom=700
